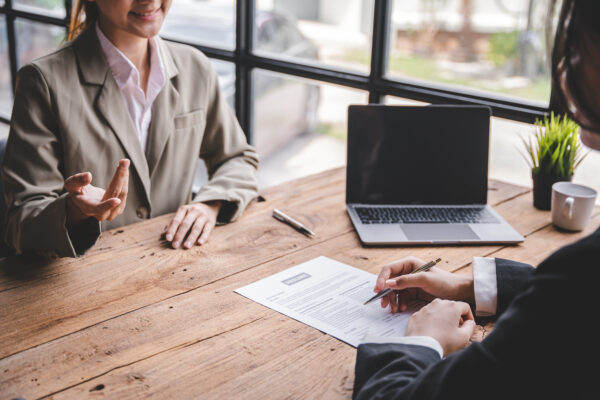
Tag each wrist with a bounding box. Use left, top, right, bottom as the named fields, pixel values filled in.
left=456, top=274, right=475, bottom=305
left=65, top=195, right=88, bottom=228
left=204, top=200, right=222, bottom=213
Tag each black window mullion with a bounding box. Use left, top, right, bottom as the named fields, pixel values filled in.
left=65, top=0, right=72, bottom=19
left=64, top=0, right=72, bottom=38
left=1, top=0, right=556, bottom=128
left=369, top=0, right=391, bottom=104
left=5, top=0, right=18, bottom=95
left=235, top=0, right=254, bottom=145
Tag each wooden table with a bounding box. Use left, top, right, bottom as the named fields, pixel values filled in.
left=1, top=167, right=598, bottom=399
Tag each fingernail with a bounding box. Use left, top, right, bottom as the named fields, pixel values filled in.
left=166, top=234, right=172, bottom=241
left=386, top=279, right=395, bottom=286
left=184, top=241, right=191, bottom=248
left=172, top=241, right=179, bottom=248
left=199, top=239, right=205, bottom=245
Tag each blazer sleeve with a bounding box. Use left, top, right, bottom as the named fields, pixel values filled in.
left=191, top=61, right=259, bottom=223
left=1, top=64, right=100, bottom=258
left=353, top=230, right=599, bottom=400
left=494, top=258, right=534, bottom=315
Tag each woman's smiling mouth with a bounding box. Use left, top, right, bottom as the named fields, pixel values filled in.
left=129, top=7, right=161, bottom=20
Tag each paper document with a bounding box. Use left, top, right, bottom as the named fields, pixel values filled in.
left=235, top=256, right=423, bottom=347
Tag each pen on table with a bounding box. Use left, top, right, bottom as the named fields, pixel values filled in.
left=272, top=208, right=315, bottom=237
left=363, top=258, right=442, bottom=305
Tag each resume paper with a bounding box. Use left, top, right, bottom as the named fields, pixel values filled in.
left=235, top=256, right=423, bottom=347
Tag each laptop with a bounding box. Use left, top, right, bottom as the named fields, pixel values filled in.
left=346, top=105, right=524, bottom=245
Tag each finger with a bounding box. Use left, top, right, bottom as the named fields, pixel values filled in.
left=107, top=170, right=129, bottom=221
left=456, top=301, right=475, bottom=322
left=72, top=195, right=120, bottom=219
left=165, top=207, right=188, bottom=242
left=459, top=319, right=476, bottom=340
left=399, top=290, right=409, bottom=312
left=390, top=291, right=399, bottom=313
left=387, top=273, right=430, bottom=291
left=102, top=159, right=130, bottom=201
left=453, top=301, right=475, bottom=321
left=64, top=172, right=92, bottom=193
left=172, top=210, right=198, bottom=248
left=380, top=295, right=389, bottom=309
left=183, top=217, right=207, bottom=249
left=377, top=257, right=425, bottom=292
left=375, top=265, right=393, bottom=292
left=197, top=220, right=215, bottom=245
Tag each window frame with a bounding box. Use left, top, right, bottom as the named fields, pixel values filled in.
left=0, top=0, right=552, bottom=139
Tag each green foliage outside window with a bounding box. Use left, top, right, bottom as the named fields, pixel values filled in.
left=488, top=31, right=519, bottom=67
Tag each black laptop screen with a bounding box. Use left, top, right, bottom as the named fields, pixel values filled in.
left=346, top=105, right=490, bottom=205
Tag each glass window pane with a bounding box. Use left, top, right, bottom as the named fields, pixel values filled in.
left=385, top=95, right=428, bottom=106
left=0, top=15, right=13, bottom=117
left=212, top=58, right=235, bottom=109
left=255, top=0, right=374, bottom=74
left=161, top=0, right=235, bottom=50
left=254, top=69, right=368, bottom=188
left=490, top=117, right=600, bottom=203
left=15, top=19, right=65, bottom=68
left=388, top=0, right=563, bottom=106
left=13, top=0, right=66, bottom=18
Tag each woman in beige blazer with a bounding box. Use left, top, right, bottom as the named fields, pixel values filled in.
left=1, top=0, right=259, bottom=258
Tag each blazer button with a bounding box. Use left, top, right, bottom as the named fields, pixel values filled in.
left=136, top=207, right=149, bottom=219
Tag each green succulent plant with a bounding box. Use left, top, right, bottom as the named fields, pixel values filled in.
left=521, top=112, right=587, bottom=177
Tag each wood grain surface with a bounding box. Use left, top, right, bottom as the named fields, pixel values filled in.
left=1, top=167, right=595, bottom=399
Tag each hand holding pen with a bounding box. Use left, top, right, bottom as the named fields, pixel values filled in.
left=369, top=256, right=476, bottom=313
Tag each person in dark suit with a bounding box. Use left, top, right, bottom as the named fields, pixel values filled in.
left=353, top=1, right=600, bottom=399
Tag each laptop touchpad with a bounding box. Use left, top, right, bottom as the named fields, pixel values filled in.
left=401, top=224, right=479, bottom=241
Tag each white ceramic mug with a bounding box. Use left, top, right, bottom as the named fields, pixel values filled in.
left=551, top=182, right=597, bottom=231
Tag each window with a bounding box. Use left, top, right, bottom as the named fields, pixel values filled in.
left=388, top=0, right=559, bottom=107
left=2, top=0, right=572, bottom=189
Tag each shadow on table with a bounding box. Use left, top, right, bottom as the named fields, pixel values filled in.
left=0, top=254, right=57, bottom=282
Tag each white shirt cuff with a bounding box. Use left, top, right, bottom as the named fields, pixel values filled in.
left=473, top=256, right=498, bottom=317
left=362, top=334, right=444, bottom=359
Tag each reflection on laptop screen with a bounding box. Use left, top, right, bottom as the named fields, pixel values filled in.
left=347, top=105, right=490, bottom=205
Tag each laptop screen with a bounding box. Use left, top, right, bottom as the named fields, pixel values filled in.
left=346, top=105, right=490, bottom=205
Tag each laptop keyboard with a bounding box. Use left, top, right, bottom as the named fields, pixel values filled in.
left=355, top=206, right=499, bottom=224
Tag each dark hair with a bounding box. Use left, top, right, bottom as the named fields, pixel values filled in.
left=551, top=0, right=600, bottom=130
left=67, top=0, right=99, bottom=41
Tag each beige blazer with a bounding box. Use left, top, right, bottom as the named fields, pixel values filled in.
left=1, top=27, right=259, bottom=258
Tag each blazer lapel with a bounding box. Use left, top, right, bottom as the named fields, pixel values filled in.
left=73, top=27, right=152, bottom=200
left=146, top=38, right=180, bottom=178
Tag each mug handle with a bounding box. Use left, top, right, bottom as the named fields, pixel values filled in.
left=564, top=197, right=574, bottom=219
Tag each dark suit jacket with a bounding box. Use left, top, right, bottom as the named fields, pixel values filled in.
left=354, top=226, right=600, bottom=400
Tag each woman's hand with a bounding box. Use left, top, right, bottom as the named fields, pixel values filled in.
left=405, top=298, right=476, bottom=357
left=163, top=201, right=222, bottom=249
left=64, top=159, right=130, bottom=227
left=374, top=256, right=474, bottom=313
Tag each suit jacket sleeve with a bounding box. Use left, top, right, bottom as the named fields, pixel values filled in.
left=494, top=257, right=534, bottom=315
left=353, top=230, right=598, bottom=399
left=1, top=64, right=100, bottom=258
left=191, top=61, right=259, bottom=223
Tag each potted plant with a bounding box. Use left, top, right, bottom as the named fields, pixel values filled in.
left=521, top=112, right=587, bottom=210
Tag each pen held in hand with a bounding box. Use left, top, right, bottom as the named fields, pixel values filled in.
left=272, top=208, right=315, bottom=237
left=363, top=258, right=442, bottom=305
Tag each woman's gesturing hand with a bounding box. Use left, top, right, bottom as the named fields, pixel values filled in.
left=64, top=159, right=130, bottom=227
left=163, top=201, right=222, bottom=249
left=405, top=298, right=476, bottom=357
left=374, top=256, right=475, bottom=313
